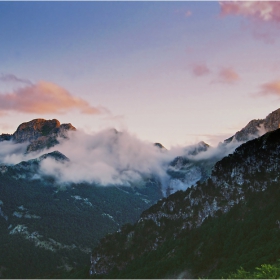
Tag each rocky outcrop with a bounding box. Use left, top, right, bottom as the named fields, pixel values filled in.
left=225, top=108, right=280, bottom=143
left=0, top=119, right=76, bottom=153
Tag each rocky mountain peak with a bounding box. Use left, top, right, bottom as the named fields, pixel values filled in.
left=264, top=108, right=280, bottom=129
left=0, top=118, right=76, bottom=153
left=154, top=143, right=167, bottom=150
left=13, top=119, right=61, bottom=143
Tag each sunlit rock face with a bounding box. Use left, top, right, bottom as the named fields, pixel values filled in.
left=0, top=119, right=76, bottom=153
left=13, top=119, right=61, bottom=143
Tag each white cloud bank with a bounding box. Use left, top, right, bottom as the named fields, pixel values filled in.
left=0, top=125, right=265, bottom=193
left=39, top=129, right=173, bottom=187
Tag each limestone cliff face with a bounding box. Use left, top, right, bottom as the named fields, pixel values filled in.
left=1, top=119, right=76, bottom=152
left=13, top=119, right=60, bottom=143
left=225, top=108, right=280, bottom=143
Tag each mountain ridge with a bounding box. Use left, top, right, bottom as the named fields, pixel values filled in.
left=225, top=108, right=280, bottom=143
left=1, top=109, right=280, bottom=278
left=89, top=127, right=280, bottom=277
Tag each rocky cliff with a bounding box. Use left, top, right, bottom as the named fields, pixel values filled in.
left=0, top=119, right=76, bottom=153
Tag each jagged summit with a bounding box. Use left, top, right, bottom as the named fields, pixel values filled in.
left=0, top=118, right=76, bottom=152
left=12, top=118, right=76, bottom=143
left=13, top=119, right=59, bottom=143
left=225, top=108, right=280, bottom=143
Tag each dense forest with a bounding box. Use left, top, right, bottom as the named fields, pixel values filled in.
left=0, top=172, right=161, bottom=278
left=53, top=181, right=280, bottom=279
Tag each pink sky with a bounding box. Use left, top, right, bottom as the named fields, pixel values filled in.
left=1, top=1, right=280, bottom=148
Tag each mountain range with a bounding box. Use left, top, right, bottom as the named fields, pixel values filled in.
left=1, top=108, right=280, bottom=278
left=88, top=108, right=280, bottom=279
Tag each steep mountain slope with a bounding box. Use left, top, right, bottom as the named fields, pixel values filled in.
left=90, top=128, right=280, bottom=278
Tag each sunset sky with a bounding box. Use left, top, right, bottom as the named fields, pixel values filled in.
left=1, top=1, right=280, bottom=148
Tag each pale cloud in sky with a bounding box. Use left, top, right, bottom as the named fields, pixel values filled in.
left=191, top=63, right=211, bottom=77
left=219, top=1, right=280, bottom=23
left=0, top=74, right=32, bottom=85
left=174, top=8, right=192, bottom=18
left=259, top=80, right=280, bottom=96
left=185, top=10, right=192, bottom=17
left=0, top=81, right=103, bottom=115
left=219, top=1, right=280, bottom=44
left=217, top=67, right=240, bottom=84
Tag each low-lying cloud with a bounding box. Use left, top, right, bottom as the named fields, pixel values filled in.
left=0, top=141, right=29, bottom=165
left=0, top=81, right=101, bottom=115
left=0, top=125, right=263, bottom=194
left=39, top=129, right=174, bottom=187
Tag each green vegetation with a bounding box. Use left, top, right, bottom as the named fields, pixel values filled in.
left=89, top=181, right=280, bottom=279
left=226, top=261, right=280, bottom=279
left=0, top=172, right=161, bottom=278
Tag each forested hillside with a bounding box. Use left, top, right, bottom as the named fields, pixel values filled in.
left=89, top=129, right=280, bottom=279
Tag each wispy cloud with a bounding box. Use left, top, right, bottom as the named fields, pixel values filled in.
left=174, top=8, right=192, bottom=18
left=216, top=67, right=240, bottom=84
left=0, top=81, right=103, bottom=115
left=191, top=63, right=211, bottom=77
left=185, top=10, right=192, bottom=18
left=219, top=2, right=280, bottom=44
left=0, top=74, right=32, bottom=85
left=219, top=1, right=280, bottom=23
left=259, top=80, right=280, bottom=96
